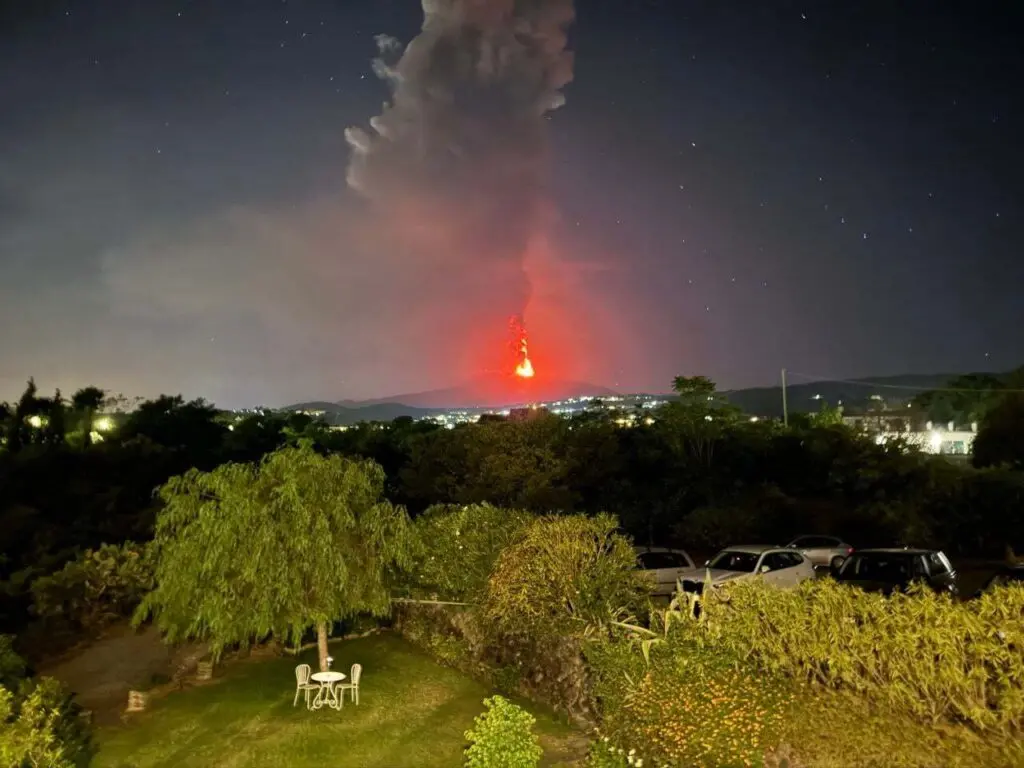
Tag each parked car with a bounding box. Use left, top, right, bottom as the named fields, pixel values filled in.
left=678, top=545, right=816, bottom=594
left=973, top=563, right=1024, bottom=597
left=635, top=547, right=697, bottom=597
left=785, top=535, right=853, bottom=570
left=832, top=548, right=958, bottom=596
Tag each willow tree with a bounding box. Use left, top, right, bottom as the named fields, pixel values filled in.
left=135, top=444, right=411, bottom=671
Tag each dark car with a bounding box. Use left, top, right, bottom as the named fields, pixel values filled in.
left=832, top=548, right=959, bottom=596
left=973, top=563, right=1024, bottom=597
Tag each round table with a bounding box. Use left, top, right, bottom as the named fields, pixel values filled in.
left=309, top=671, right=346, bottom=711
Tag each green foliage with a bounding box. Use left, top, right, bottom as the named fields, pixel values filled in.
left=400, top=415, right=576, bottom=512
left=31, top=543, right=153, bottom=633
left=463, top=695, right=543, bottom=768
left=136, top=445, right=412, bottom=657
left=0, top=635, right=27, bottom=690
left=671, top=375, right=717, bottom=400
left=407, top=504, right=533, bottom=601
left=0, top=640, right=93, bottom=768
left=911, top=373, right=1005, bottom=425
left=482, top=513, right=650, bottom=640
left=594, top=637, right=792, bottom=768
left=697, top=578, right=1024, bottom=730
left=490, top=665, right=521, bottom=695
left=973, top=392, right=1024, bottom=470
left=780, top=687, right=1024, bottom=768
left=585, top=735, right=637, bottom=767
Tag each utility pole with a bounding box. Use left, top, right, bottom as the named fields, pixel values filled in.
left=781, top=368, right=789, bottom=427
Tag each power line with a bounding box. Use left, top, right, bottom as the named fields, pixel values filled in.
left=783, top=370, right=1024, bottom=394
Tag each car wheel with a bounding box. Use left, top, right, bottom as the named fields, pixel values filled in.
left=830, top=555, right=845, bottom=571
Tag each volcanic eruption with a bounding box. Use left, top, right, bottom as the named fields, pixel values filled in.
left=510, top=315, right=535, bottom=378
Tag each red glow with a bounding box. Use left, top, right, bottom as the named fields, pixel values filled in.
left=510, top=315, right=535, bottom=378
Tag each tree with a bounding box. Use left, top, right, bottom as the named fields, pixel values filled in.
left=671, top=375, right=717, bottom=401
left=973, top=393, right=1024, bottom=471
left=407, top=504, right=533, bottom=601
left=119, top=395, right=227, bottom=456
left=482, top=513, right=649, bottom=640
left=136, top=445, right=412, bottom=671
left=70, top=387, right=105, bottom=447
left=6, top=379, right=39, bottom=453
left=40, top=390, right=67, bottom=447
left=911, top=373, right=1005, bottom=425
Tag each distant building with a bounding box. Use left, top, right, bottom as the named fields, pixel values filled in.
left=843, top=407, right=979, bottom=456
left=508, top=407, right=550, bottom=422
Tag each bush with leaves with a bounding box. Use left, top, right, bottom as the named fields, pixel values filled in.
left=699, top=577, right=1024, bottom=730
left=31, top=542, right=153, bottom=634
left=592, top=632, right=793, bottom=768
left=482, top=513, right=650, bottom=640
left=0, top=637, right=93, bottom=768
left=464, top=695, right=543, bottom=768
left=585, top=731, right=645, bottom=767
left=407, top=503, right=533, bottom=601
left=0, top=635, right=26, bottom=690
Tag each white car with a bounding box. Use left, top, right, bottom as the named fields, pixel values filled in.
left=785, top=535, right=854, bottom=570
left=677, top=545, right=816, bottom=595
left=635, top=547, right=697, bottom=597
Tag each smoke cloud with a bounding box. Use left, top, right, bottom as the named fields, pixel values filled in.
left=345, top=0, right=575, bottom=311
left=6, top=0, right=590, bottom=406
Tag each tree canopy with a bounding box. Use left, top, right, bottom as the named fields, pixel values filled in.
left=135, top=445, right=412, bottom=667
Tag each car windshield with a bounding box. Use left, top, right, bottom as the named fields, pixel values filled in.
left=708, top=551, right=759, bottom=573
left=839, top=553, right=913, bottom=582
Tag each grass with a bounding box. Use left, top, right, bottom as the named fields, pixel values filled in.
left=94, top=633, right=586, bottom=768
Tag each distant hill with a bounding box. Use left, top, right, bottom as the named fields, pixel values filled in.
left=282, top=401, right=440, bottom=426
left=284, top=371, right=980, bottom=425
left=723, top=373, right=963, bottom=418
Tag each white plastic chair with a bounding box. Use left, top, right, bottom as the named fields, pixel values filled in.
left=293, top=664, right=318, bottom=708
left=337, top=663, right=361, bottom=706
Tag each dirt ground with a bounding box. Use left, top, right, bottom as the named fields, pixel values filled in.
left=38, top=622, right=206, bottom=724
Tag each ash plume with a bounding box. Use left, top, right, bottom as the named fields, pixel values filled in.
left=345, top=0, right=575, bottom=307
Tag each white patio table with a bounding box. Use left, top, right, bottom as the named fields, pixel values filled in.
left=309, top=671, right=346, bottom=711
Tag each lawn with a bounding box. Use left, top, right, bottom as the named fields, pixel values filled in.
left=94, top=633, right=587, bottom=768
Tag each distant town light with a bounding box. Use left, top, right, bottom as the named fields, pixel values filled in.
left=27, top=415, right=43, bottom=428
left=94, top=417, right=113, bottom=432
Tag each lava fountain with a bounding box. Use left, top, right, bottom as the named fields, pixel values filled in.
left=510, top=315, right=535, bottom=378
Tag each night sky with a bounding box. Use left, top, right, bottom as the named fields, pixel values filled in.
left=1, top=0, right=1021, bottom=408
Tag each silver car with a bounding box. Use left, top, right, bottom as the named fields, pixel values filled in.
left=636, top=547, right=697, bottom=597
left=786, top=535, right=853, bottom=570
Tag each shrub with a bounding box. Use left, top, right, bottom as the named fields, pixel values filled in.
left=600, top=640, right=793, bottom=768
left=585, top=732, right=644, bottom=767
left=408, top=504, right=533, bottom=601
left=31, top=542, right=153, bottom=634
left=482, top=513, right=650, bottom=640
left=0, top=642, right=94, bottom=768
left=464, top=695, right=543, bottom=768
left=699, top=577, right=1024, bottom=730
left=0, top=635, right=27, bottom=689
left=778, top=687, right=1024, bottom=768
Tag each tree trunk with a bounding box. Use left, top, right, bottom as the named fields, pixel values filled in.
left=316, top=621, right=329, bottom=672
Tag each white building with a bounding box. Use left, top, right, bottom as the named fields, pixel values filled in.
left=875, top=421, right=978, bottom=456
